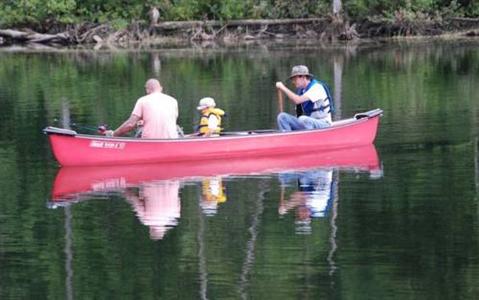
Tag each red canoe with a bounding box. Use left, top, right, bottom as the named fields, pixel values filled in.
left=50, top=144, right=381, bottom=202
left=44, top=108, right=382, bottom=167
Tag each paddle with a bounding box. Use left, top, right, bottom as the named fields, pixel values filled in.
left=277, top=88, right=284, bottom=113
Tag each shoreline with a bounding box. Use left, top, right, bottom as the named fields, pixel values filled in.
left=0, top=17, right=477, bottom=50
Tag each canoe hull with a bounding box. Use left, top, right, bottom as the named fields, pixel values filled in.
left=45, top=109, right=382, bottom=167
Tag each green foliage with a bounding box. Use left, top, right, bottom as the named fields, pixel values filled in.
left=150, top=0, right=322, bottom=21
left=0, top=0, right=476, bottom=28
left=245, top=0, right=328, bottom=19
left=217, top=0, right=251, bottom=20
left=163, top=0, right=202, bottom=20
left=345, top=0, right=478, bottom=19
left=0, top=0, right=76, bottom=27
left=469, top=3, right=479, bottom=17
left=73, top=0, right=144, bottom=25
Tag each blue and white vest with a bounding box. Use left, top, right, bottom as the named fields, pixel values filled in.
left=296, top=79, right=332, bottom=120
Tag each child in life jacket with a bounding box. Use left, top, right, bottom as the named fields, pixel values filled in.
left=196, top=97, right=225, bottom=137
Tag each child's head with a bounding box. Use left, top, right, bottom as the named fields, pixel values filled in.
left=197, top=97, right=216, bottom=110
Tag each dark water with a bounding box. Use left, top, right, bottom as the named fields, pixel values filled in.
left=1, top=39, right=479, bottom=299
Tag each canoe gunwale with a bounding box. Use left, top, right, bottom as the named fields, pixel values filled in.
left=43, top=108, right=383, bottom=143
left=43, top=127, right=76, bottom=136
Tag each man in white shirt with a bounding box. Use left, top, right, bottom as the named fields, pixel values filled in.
left=105, top=78, right=179, bottom=139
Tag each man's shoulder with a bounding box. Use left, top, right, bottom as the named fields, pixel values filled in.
left=141, top=92, right=177, bottom=103
left=311, top=80, right=326, bottom=90
left=309, top=81, right=327, bottom=96
left=155, top=92, right=178, bottom=102
left=163, top=93, right=178, bottom=102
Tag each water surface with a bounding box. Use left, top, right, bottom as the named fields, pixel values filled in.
left=0, top=39, right=479, bottom=299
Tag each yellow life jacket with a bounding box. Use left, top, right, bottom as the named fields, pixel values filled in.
left=198, top=107, right=225, bottom=136
left=201, top=178, right=227, bottom=203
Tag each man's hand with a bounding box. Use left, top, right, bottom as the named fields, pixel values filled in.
left=276, top=81, right=286, bottom=90
left=104, top=130, right=114, bottom=137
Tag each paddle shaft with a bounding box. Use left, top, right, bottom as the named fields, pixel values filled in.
left=277, top=89, right=284, bottom=113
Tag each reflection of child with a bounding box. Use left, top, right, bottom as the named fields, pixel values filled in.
left=200, top=177, right=227, bottom=216
left=196, top=97, right=225, bottom=137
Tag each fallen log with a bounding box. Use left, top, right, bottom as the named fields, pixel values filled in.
left=29, top=32, right=69, bottom=43
left=0, top=29, right=30, bottom=40
left=447, top=17, right=479, bottom=30
left=0, top=29, right=70, bottom=44
left=448, top=17, right=479, bottom=24
left=154, top=18, right=326, bottom=30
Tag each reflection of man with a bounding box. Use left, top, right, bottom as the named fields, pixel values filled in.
left=125, top=180, right=181, bottom=240
left=200, top=177, right=227, bottom=216
left=278, top=170, right=334, bottom=234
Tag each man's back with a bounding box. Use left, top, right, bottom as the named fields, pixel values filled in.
left=132, top=92, right=178, bottom=139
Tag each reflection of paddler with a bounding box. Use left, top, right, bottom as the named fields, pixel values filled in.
left=125, top=180, right=181, bottom=240
left=200, top=177, right=227, bottom=216
left=278, top=170, right=334, bottom=234
left=299, top=170, right=333, bottom=218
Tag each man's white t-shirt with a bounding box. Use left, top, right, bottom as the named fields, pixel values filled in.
left=132, top=92, right=179, bottom=139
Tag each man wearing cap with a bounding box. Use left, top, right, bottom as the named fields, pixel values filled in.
left=104, top=78, right=179, bottom=139
left=276, top=65, right=332, bottom=131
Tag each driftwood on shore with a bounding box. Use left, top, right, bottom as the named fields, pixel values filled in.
left=152, top=17, right=362, bottom=42
left=0, top=24, right=132, bottom=46
left=154, top=18, right=325, bottom=30
left=0, top=17, right=477, bottom=47
left=0, top=18, right=340, bottom=46
left=0, top=29, right=70, bottom=44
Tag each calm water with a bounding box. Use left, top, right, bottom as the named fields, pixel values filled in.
left=1, top=39, right=479, bottom=299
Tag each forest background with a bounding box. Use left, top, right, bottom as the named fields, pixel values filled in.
left=1, top=0, right=477, bottom=29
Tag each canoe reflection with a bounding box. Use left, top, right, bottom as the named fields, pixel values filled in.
left=48, top=145, right=381, bottom=240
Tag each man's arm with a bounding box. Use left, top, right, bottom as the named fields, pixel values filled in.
left=106, top=114, right=140, bottom=137
left=276, top=82, right=310, bottom=104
